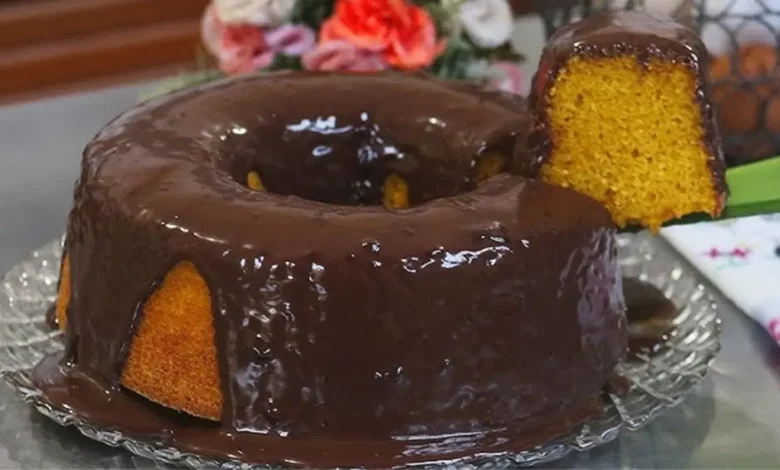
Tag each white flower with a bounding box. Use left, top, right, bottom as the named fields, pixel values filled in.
left=213, top=0, right=295, bottom=27
left=459, top=0, right=513, bottom=49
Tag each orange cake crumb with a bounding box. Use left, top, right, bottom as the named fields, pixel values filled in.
left=55, top=255, right=70, bottom=330
left=121, top=261, right=222, bottom=421
left=540, top=56, right=721, bottom=231
left=247, top=170, right=265, bottom=191
left=476, top=153, right=508, bottom=182
left=383, top=173, right=409, bottom=209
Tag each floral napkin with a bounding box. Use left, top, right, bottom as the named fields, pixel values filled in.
left=661, top=215, right=780, bottom=345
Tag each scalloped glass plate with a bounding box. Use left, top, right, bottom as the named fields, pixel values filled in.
left=0, top=233, right=721, bottom=469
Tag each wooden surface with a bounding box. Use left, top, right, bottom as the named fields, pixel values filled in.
left=0, top=0, right=210, bottom=102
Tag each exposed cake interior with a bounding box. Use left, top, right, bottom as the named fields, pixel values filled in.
left=56, top=257, right=221, bottom=420
left=540, top=55, right=720, bottom=230
left=121, top=262, right=222, bottom=420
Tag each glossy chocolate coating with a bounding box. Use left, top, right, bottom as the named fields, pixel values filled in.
left=623, top=278, right=678, bottom=356
left=33, top=353, right=606, bottom=467
left=529, top=11, right=728, bottom=202
left=47, top=72, right=627, bottom=465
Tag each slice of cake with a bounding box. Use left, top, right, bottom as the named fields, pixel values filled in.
left=529, top=11, right=728, bottom=230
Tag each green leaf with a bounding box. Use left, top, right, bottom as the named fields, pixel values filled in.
left=422, top=1, right=456, bottom=36
left=471, top=41, right=525, bottom=63
left=139, top=69, right=224, bottom=102
left=290, top=0, right=335, bottom=29
left=429, top=37, right=477, bottom=80
left=412, top=0, right=449, bottom=9
left=721, top=156, right=780, bottom=219
left=264, top=54, right=303, bottom=71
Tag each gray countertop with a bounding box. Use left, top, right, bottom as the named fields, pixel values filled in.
left=0, top=84, right=779, bottom=469
left=0, top=84, right=148, bottom=273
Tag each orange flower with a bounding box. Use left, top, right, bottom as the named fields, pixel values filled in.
left=320, top=0, right=443, bottom=69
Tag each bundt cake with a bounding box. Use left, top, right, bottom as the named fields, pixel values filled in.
left=39, top=72, right=628, bottom=467
left=530, top=11, right=728, bottom=230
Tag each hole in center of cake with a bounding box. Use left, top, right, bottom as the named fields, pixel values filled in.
left=230, top=147, right=510, bottom=210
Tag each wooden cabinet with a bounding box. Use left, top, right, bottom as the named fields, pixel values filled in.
left=0, top=0, right=209, bottom=102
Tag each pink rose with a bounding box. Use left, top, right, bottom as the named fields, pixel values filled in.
left=219, top=24, right=275, bottom=74
left=265, top=24, right=317, bottom=56
left=302, top=40, right=388, bottom=72
left=201, top=6, right=273, bottom=74
left=201, top=6, right=317, bottom=75
left=488, top=61, right=524, bottom=95
left=770, top=318, right=780, bottom=342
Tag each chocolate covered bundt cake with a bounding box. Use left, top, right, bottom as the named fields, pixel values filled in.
left=40, top=72, right=628, bottom=467
left=530, top=11, right=728, bottom=230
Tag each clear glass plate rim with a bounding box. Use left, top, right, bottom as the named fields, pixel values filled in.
left=0, top=234, right=722, bottom=469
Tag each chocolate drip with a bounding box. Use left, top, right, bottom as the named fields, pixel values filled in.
left=32, top=353, right=604, bottom=468
left=528, top=11, right=728, bottom=203
left=623, top=278, right=678, bottom=356
left=42, top=72, right=627, bottom=464
left=44, top=305, right=57, bottom=330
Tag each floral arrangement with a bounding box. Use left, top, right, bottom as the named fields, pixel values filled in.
left=186, top=0, right=524, bottom=94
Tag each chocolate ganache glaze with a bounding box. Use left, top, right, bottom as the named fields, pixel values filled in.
left=529, top=11, right=727, bottom=197
left=623, top=278, right=678, bottom=356
left=38, top=72, right=627, bottom=467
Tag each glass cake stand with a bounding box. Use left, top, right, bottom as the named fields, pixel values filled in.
left=0, top=233, right=721, bottom=469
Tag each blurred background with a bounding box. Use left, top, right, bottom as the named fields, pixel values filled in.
left=0, top=1, right=697, bottom=104
left=0, top=0, right=211, bottom=104
left=2, top=0, right=778, bottom=168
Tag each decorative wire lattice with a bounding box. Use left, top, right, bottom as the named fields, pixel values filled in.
left=691, top=0, right=780, bottom=166
left=537, top=0, right=646, bottom=39
left=0, top=234, right=720, bottom=469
